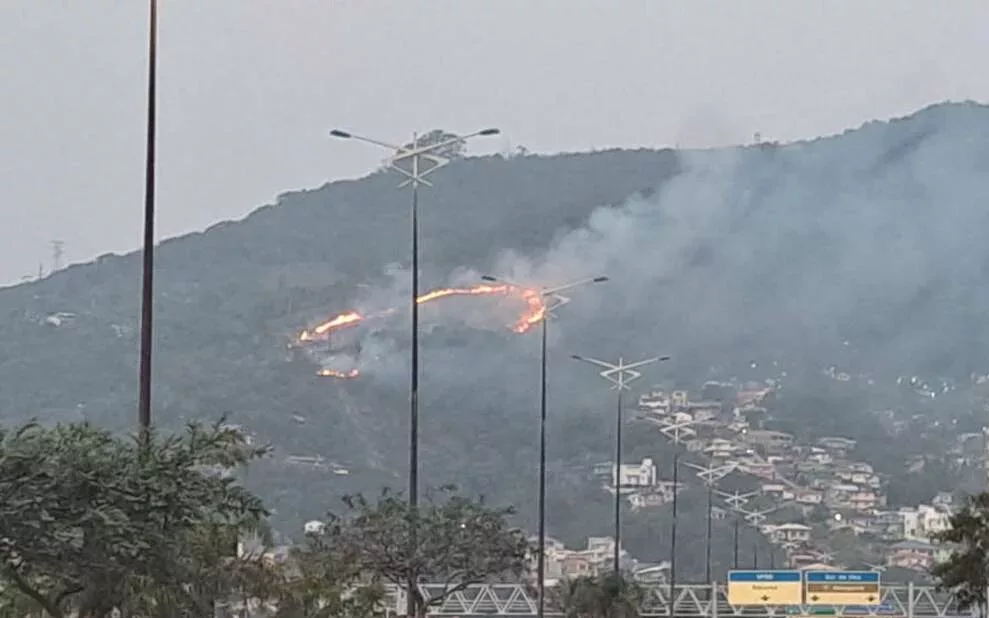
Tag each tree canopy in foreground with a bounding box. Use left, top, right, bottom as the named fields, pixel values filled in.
left=0, top=420, right=267, bottom=618
left=932, top=492, right=989, bottom=618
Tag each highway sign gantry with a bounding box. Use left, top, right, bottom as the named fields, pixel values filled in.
left=805, top=571, right=881, bottom=606
left=727, top=570, right=803, bottom=606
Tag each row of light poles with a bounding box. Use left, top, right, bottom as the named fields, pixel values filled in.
left=327, top=129, right=675, bottom=617
left=328, top=128, right=501, bottom=618
left=128, top=7, right=742, bottom=617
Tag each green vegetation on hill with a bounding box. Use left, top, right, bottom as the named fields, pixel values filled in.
left=4, top=103, right=989, bottom=579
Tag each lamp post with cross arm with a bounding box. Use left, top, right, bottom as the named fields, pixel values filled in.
left=684, top=460, right=738, bottom=583
left=329, top=127, right=500, bottom=618
left=481, top=274, right=608, bottom=618
left=571, top=354, right=671, bottom=576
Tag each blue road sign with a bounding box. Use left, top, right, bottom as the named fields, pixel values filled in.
left=805, top=571, right=881, bottom=606
left=805, top=572, right=880, bottom=583
left=728, top=570, right=803, bottom=605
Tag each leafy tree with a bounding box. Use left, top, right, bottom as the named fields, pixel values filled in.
left=271, top=540, right=386, bottom=618
left=931, top=492, right=989, bottom=617
left=0, top=420, right=267, bottom=618
left=550, top=573, right=645, bottom=618
left=314, top=485, right=529, bottom=618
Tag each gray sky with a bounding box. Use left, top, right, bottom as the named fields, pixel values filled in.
left=1, top=0, right=987, bottom=286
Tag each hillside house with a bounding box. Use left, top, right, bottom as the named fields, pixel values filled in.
left=639, top=391, right=671, bottom=414
left=738, top=460, right=777, bottom=480
left=687, top=401, right=722, bottom=422
left=762, top=483, right=795, bottom=501
left=628, top=481, right=682, bottom=510
left=849, top=490, right=880, bottom=511
left=670, top=390, right=689, bottom=408
left=886, top=540, right=936, bottom=571
left=817, top=436, right=856, bottom=456
left=899, top=504, right=950, bottom=541
left=795, top=490, right=824, bottom=505
left=806, top=447, right=834, bottom=465
left=632, top=562, right=670, bottom=584
left=614, top=458, right=657, bottom=490
left=705, top=438, right=738, bottom=458
left=866, top=511, right=905, bottom=540
left=766, top=523, right=812, bottom=544
left=745, top=430, right=794, bottom=453
left=825, top=484, right=860, bottom=507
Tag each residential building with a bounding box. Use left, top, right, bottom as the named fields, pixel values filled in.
left=614, top=458, right=658, bottom=490
left=848, top=490, right=880, bottom=511
left=744, top=429, right=794, bottom=453
left=886, top=540, right=936, bottom=571
left=899, top=504, right=950, bottom=541
left=766, top=523, right=812, bottom=544
left=705, top=438, right=738, bottom=458
left=795, top=490, right=824, bottom=505
left=628, top=481, right=683, bottom=510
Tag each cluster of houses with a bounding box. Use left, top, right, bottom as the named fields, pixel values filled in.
left=586, top=381, right=963, bottom=576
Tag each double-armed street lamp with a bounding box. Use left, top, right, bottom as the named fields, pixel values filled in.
left=655, top=417, right=698, bottom=608
left=684, top=460, right=738, bottom=584
left=716, top=489, right=758, bottom=568
left=571, top=354, right=671, bottom=576
left=481, top=274, right=608, bottom=618
left=329, top=127, right=500, bottom=617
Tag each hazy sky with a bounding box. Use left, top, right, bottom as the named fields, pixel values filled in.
left=1, top=0, right=987, bottom=285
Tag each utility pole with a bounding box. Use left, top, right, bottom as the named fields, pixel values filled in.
left=137, top=0, right=158, bottom=444
left=572, top=353, right=670, bottom=577
left=51, top=240, right=64, bottom=272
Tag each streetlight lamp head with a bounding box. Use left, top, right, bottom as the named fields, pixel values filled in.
left=593, top=276, right=610, bottom=283
left=479, top=128, right=501, bottom=136
left=329, top=129, right=352, bottom=139
left=659, top=356, right=672, bottom=362
left=571, top=354, right=584, bottom=361
left=480, top=275, right=498, bottom=282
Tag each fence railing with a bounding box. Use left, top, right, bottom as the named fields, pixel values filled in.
left=383, top=583, right=968, bottom=617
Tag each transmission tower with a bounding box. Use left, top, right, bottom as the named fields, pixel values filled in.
left=51, top=240, right=64, bottom=272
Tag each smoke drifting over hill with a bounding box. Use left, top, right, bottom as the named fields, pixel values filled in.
left=3, top=102, right=989, bottom=540
left=305, top=103, right=989, bottom=389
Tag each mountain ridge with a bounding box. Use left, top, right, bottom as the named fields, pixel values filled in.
left=3, top=101, right=989, bottom=565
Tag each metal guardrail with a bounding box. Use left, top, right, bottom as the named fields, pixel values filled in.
left=385, top=583, right=969, bottom=617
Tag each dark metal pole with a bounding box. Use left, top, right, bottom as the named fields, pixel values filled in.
left=537, top=316, right=548, bottom=618
left=769, top=549, right=776, bottom=569
left=705, top=483, right=713, bottom=583
left=752, top=543, right=758, bottom=569
left=669, top=450, right=678, bottom=609
left=732, top=516, right=740, bottom=569
left=137, top=0, right=157, bottom=445
left=613, top=388, right=623, bottom=576
left=407, top=136, right=420, bottom=618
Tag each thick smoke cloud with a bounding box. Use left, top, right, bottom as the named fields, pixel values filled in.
left=315, top=103, right=989, bottom=391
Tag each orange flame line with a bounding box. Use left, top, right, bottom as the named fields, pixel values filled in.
left=299, top=284, right=547, bottom=378
left=317, top=368, right=360, bottom=379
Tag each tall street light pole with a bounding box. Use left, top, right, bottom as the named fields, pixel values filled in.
left=481, top=275, right=608, bottom=618
left=733, top=516, right=740, bottom=569
left=572, top=354, right=671, bottom=576
left=137, top=0, right=158, bottom=445
left=685, top=461, right=737, bottom=584
left=656, top=418, right=697, bottom=609
left=330, top=127, right=500, bottom=618
left=717, top=489, right=755, bottom=570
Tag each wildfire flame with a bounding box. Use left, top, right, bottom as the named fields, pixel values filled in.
left=317, top=368, right=360, bottom=379
left=298, top=284, right=547, bottom=374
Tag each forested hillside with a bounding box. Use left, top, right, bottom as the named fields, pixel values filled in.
left=3, top=102, right=989, bottom=577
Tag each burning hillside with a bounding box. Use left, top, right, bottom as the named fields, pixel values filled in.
left=296, top=283, right=546, bottom=378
